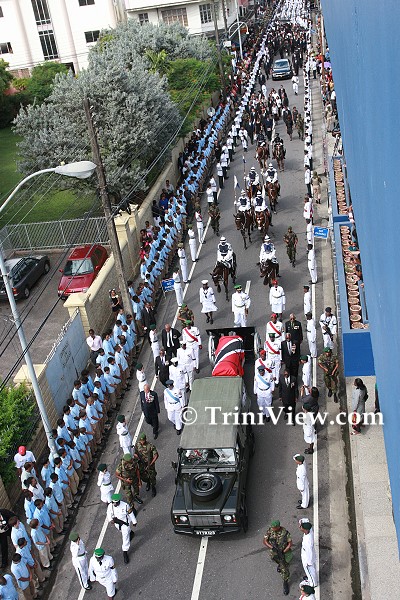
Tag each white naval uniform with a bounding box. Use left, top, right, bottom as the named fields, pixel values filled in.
left=301, top=530, right=318, bottom=587
left=266, top=320, right=284, bottom=345
left=199, top=287, right=218, bottom=314
left=182, top=326, right=201, bottom=369
left=164, top=386, right=184, bottom=431
left=264, top=339, right=282, bottom=381
left=269, top=285, right=286, bottom=315
left=177, top=346, right=196, bottom=390
left=173, top=271, right=183, bottom=307
left=188, top=229, right=197, bottom=261
left=306, top=318, right=317, bottom=358
left=308, top=248, right=317, bottom=283
left=169, top=364, right=187, bottom=406
left=302, top=359, right=312, bottom=394
left=177, top=247, right=188, bottom=283
left=70, top=539, right=90, bottom=589
left=296, top=462, right=310, bottom=509
left=232, top=291, right=251, bottom=327
left=149, top=329, right=160, bottom=359
left=303, top=200, right=313, bottom=221
left=304, top=290, right=312, bottom=316
left=195, top=211, right=204, bottom=244
left=136, top=369, right=148, bottom=392
left=88, top=554, right=118, bottom=597
left=107, top=500, right=137, bottom=551
left=303, top=412, right=316, bottom=445
left=306, top=221, right=314, bottom=246
left=254, top=372, right=275, bottom=418
left=97, top=470, right=114, bottom=504
left=319, top=313, right=337, bottom=350
left=254, top=357, right=274, bottom=375
left=116, top=421, right=132, bottom=455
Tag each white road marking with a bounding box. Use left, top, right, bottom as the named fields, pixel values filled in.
left=190, top=536, right=209, bottom=600
left=311, top=275, right=320, bottom=600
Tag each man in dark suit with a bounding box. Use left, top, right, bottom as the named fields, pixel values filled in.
left=140, top=384, right=160, bottom=438
left=284, top=313, right=303, bottom=347
left=141, top=302, right=156, bottom=336
left=155, top=348, right=170, bottom=387
left=161, top=323, right=181, bottom=360
left=278, top=368, right=299, bottom=423
left=281, top=332, right=301, bottom=377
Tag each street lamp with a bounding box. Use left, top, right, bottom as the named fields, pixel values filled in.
left=0, top=160, right=97, bottom=457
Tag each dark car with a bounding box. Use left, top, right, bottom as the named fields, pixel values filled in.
left=272, top=58, right=293, bottom=80
left=171, top=377, right=255, bottom=536
left=57, top=244, right=108, bottom=299
left=0, top=255, right=50, bottom=300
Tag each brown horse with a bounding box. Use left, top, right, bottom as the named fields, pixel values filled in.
left=234, top=211, right=253, bottom=249
left=256, top=145, right=269, bottom=171
left=266, top=181, right=279, bottom=214
left=260, top=259, right=278, bottom=286
left=211, top=258, right=236, bottom=301
left=255, top=209, right=271, bottom=238
left=273, top=143, right=285, bottom=171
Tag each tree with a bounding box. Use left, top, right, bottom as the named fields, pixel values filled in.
left=0, top=59, right=12, bottom=95
left=144, top=49, right=170, bottom=76
left=25, top=62, right=69, bottom=103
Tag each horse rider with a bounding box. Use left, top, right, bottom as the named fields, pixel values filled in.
left=254, top=190, right=267, bottom=213
left=235, top=190, right=251, bottom=214
left=259, top=235, right=280, bottom=276
left=266, top=163, right=280, bottom=190
left=246, top=167, right=260, bottom=196
left=217, top=236, right=235, bottom=274
left=272, top=133, right=286, bottom=159
left=257, top=131, right=266, bottom=147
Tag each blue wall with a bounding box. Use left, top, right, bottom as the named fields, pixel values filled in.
left=321, top=0, right=400, bottom=549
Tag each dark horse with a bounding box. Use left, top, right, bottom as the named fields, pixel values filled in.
left=254, top=209, right=271, bottom=238
left=211, top=256, right=237, bottom=301
left=234, top=211, right=254, bottom=249
left=265, top=181, right=279, bottom=214
left=273, top=143, right=285, bottom=171
left=260, top=259, right=278, bottom=286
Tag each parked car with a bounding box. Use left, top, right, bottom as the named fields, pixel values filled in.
left=0, top=255, right=50, bottom=300
left=272, top=58, right=293, bottom=80
left=57, top=244, right=108, bottom=299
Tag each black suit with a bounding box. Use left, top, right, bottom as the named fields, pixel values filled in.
left=284, top=319, right=303, bottom=346
left=155, top=355, right=170, bottom=386
left=140, top=390, right=160, bottom=436
left=0, top=508, right=16, bottom=567
left=281, top=339, right=301, bottom=377
left=142, top=307, right=156, bottom=332
left=278, top=374, right=299, bottom=420
left=161, top=328, right=181, bottom=360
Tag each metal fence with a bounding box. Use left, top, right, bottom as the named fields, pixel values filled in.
left=0, top=216, right=109, bottom=253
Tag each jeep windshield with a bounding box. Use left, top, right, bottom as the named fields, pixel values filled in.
left=181, top=448, right=237, bottom=466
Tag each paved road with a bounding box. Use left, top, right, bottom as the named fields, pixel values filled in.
left=52, top=73, right=336, bottom=600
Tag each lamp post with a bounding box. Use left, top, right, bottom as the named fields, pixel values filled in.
left=235, top=0, right=244, bottom=60
left=0, top=160, right=97, bottom=457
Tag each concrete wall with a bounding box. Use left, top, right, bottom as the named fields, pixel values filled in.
left=321, top=0, right=400, bottom=549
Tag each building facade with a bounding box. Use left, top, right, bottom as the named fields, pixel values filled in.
left=0, top=0, right=126, bottom=76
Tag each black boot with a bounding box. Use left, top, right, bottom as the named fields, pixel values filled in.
left=123, top=551, right=129, bottom=564
left=152, top=486, right=157, bottom=497
left=134, top=495, right=143, bottom=505
left=283, top=580, right=289, bottom=595
left=146, top=482, right=151, bottom=492
left=129, top=530, right=135, bottom=541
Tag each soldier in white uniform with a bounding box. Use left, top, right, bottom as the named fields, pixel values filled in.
left=164, top=380, right=184, bottom=435
left=299, top=521, right=318, bottom=587
left=232, top=284, right=251, bottom=327
left=306, top=219, right=313, bottom=246
left=194, top=208, right=204, bottom=244
left=182, top=321, right=202, bottom=371
left=300, top=356, right=312, bottom=396
left=149, top=324, right=160, bottom=359
left=254, top=366, right=275, bottom=422
left=254, top=349, right=272, bottom=372
left=265, top=163, right=278, bottom=184
left=264, top=333, right=282, bottom=381
left=89, top=548, right=118, bottom=599
left=169, top=358, right=187, bottom=406
left=269, top=280, right=286, bottom=319
left=97, top=464, right=114, bottom=505
left=187, top=225, right=197, bottom=262
left=307, top=244, right=317, bottom=284
left=303, top=196, right=313, bottom=221
left=266, top=313, right=284, bottom=345
left=172, top=267, right=183, bottom=307
left=69, top=532, right=92, bottom=590
left=305, top=312, right=317, bottom=358
left=116, top=415, right=132, bottom=455
left=299, top=582, right=316, bottom=599
left=177, top=243, right=188, bottom=283
left=319, top=307, right=337, bottom=349
left=177, top=340, right=196, bottom=391
left=107, top=493, right=137, bottom=564
left=199, top=280, right=217, bottom=324
left=136, top=363, right=148, bottom=392
left=293, top=454, right=310, bottom=509
left=303, top=285, right=312, bottom=316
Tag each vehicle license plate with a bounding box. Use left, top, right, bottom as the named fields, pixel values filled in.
left=195, top=530, right=216, bottom=536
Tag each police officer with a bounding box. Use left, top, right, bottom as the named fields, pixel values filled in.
left=135, top=433, right=159, bottom=498
left=232, top=284, right=251, bottom=327
left=317, top=348, right=339, bottom=402
left=182, top=321, right=201, bottom=372
left=265, top=333, right=282, bottom=382
left=115, top=454, right=143, bottom=512
left=106, top=494, right=137, bottom=564
left=164, top=380, right=184, bottom=435
left=69, top=532, right=92, bottom=590
left=254, top=366, right=274, bottom=422
left=266, top=162, right=278, bottom=185
left=177, top=243, right=188, bottom=283
left=284, top=226, right=298, bottom=267
left=89, top=548, right=117, bottom=599
left=306, top=312, right=317, bottom=358
left=187, top=225, right=197, bottom=262
left=253, top=190, right=267, bottom=213
left=177, top=340, right=196, bottom=391
left=263, top=520, right=293, bottom=595
left=172, top=267, right=183, bottom=307
left=235, top=190, right=251, bottom=213
left=217, top=236, right=234, bottom=270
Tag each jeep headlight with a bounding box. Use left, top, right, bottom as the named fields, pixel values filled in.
left=179, top=515, right=188, bottom=523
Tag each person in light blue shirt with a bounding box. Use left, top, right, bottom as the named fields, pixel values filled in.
left=72, top=381, right=87, bottom=409
left=0, top=573, right=18, bottom=599
left=9, top=517, right=31, bottom=552
left=10, top=554, right=31, bottom=593
left=22, top=490, right=35, bottom=524
left=57, top=418, right=71, bottom=443
left=102, top=333, right=115, bottom=358
left=95, top=349, right=109, bottom=371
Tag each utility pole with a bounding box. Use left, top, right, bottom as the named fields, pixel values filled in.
left=83, top=98, right=132, bottom=315
left=221, top=0, right=228, bottom=37
left=212, top=0, right=227, bottom=102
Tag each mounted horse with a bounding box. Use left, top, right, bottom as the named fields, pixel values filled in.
left=260, top=258, right=278, bottom=287
left=265, top=181, right=279, bottom=214
left=254, top=209, right=271, bottom=238
left=234, top=210, right=254, bottom=250
left=211, top=257, right=237, bottom=301
left=273, top=142, right=285, bottom=171
left=255, top=144, right=270, bottom=172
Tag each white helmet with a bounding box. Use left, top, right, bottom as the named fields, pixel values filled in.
left=264, top=235, right=270, bottom=241
left=220, top=236, right=226, bottom=241
left=250, top=166, right=256, bottom=172
left=241, top=189, right=247, bottom=196
left=268, top=163, right=273, bottom=168
left=256, top=191, right=263, bottom=196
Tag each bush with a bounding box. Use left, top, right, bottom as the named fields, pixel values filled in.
left=0, top=383, right=39, bottom=486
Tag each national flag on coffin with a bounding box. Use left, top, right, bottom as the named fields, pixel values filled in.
left=234, top=175, right=240, bottom=189
left=212, top=335, right=245, bottom=377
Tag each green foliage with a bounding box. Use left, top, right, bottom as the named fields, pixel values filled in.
left=144, top=49, right=169, bottom=75
left=0, top=383, right=38, bottom=486
left=11, top=78, right=29, bottom=92
left=0, top=59, right=12, bottom=95
left=24, top=62, right=69, bottom=104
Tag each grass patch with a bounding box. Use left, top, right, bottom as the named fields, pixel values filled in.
left=0, top=127, right=101, bottom=226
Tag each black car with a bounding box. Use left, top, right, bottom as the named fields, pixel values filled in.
left=272, top=58, right=293, bottom=80
left=0, top=255, right=50, bottom=300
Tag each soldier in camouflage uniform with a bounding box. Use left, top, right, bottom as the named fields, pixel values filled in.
left=283, top=226, right=298, bottom=267
left=134, top=433, right=159, bottom=497
left=177, top=303, right=195, bottom=328
left=208, top=203, right=221, bottom=236
left=317, top=347, right=339, bottom=402
left=115, top=453, right=143, bottom=512
left=263, top=520, right=293, bottom=596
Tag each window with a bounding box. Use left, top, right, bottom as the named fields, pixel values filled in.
left=199, top=4, right=212, bottom=24
left=38, top=30, right=58, bottom=59
left=79, top=0, right=95, bottom=5
left=161, top=7, right=188, bottom=26
left=85, top=30, right=100, bottom=43
left=0, top=42, right=12, bottom=54
left=138, top=12, right=149, bottom=25
left=31, top=0, right=51, bottom=25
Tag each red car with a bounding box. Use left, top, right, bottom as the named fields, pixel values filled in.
left=57, top=244, right=108, bottom=299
